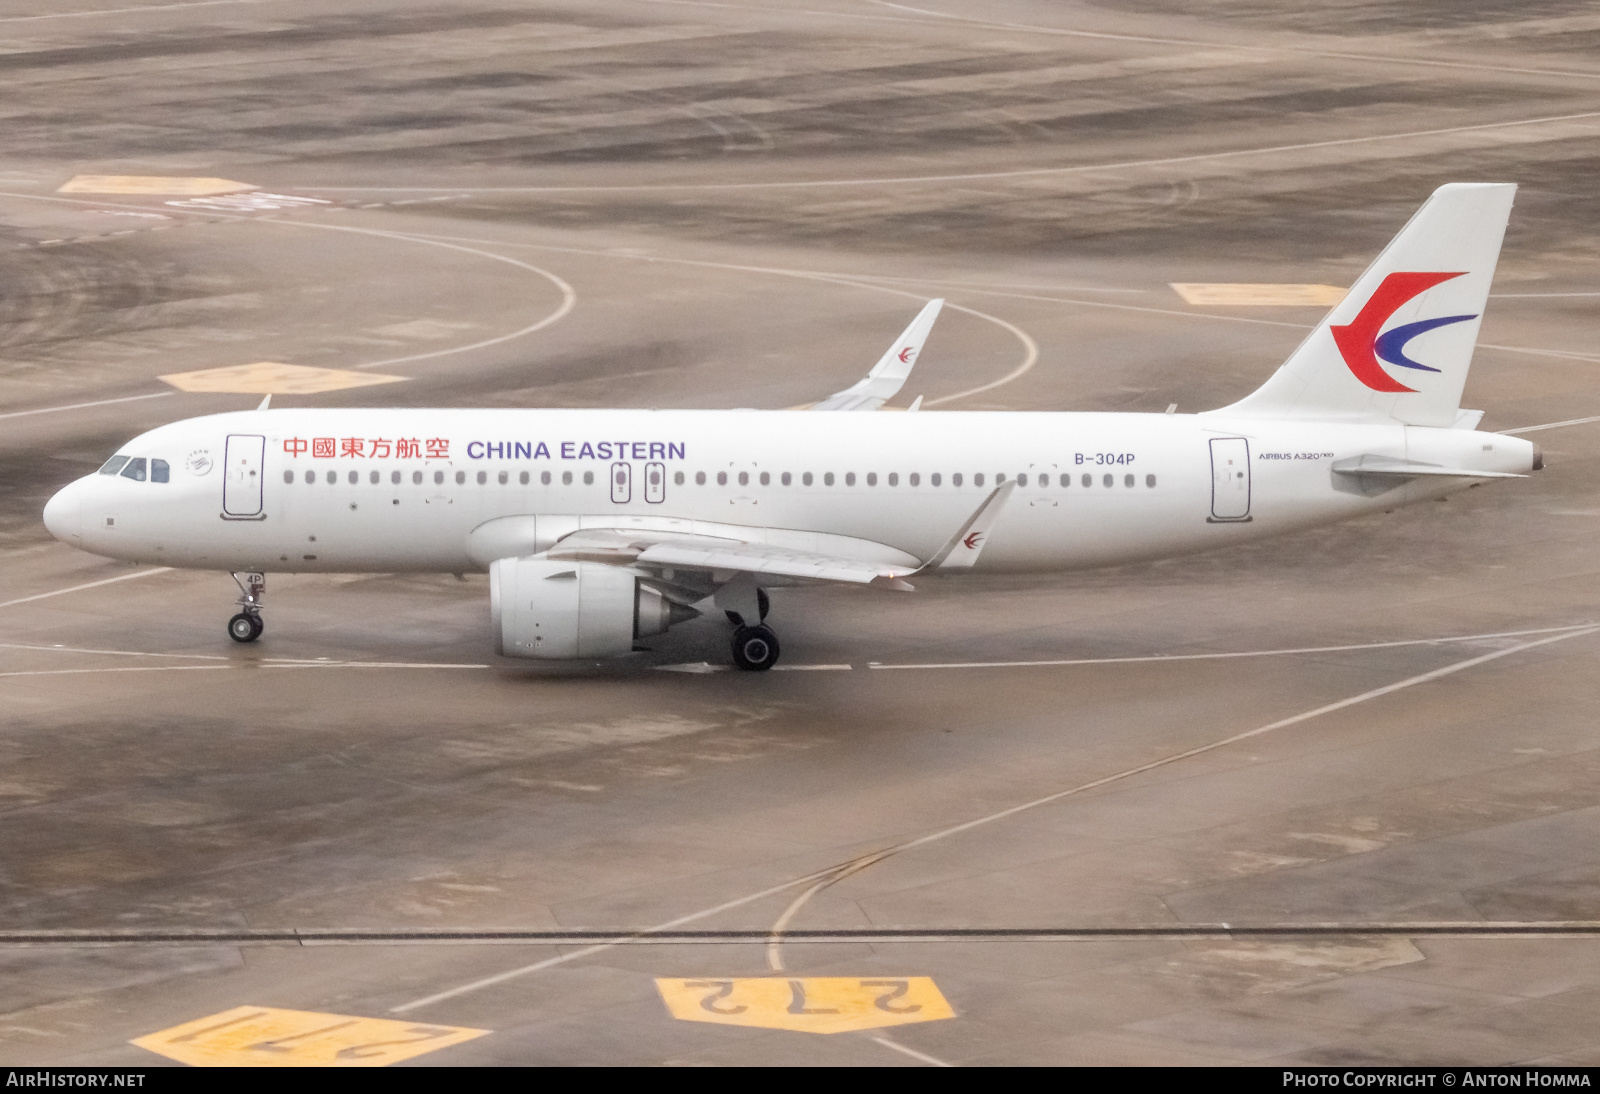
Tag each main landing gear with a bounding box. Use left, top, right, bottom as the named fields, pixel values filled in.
left=731, top=624, right=780, bottom=672
left=721, top=585, right=779, bottom=671
left=228, top=571, right=265, bottom=643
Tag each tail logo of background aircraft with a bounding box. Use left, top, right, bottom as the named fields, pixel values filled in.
left=897, top=347, right=916, bottom=364
left=963, top=532, right=983, bottom=550
left=1331, top=271, right=1476, bottom=393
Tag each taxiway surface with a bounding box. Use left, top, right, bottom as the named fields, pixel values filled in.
left=3, top=0, right=1600, bottom=1066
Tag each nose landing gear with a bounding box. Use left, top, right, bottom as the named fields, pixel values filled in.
left=228, top=571, right=265, bottom=643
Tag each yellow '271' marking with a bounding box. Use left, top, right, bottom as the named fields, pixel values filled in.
left=130, top=1005, right=487, bottom=1067
left=656, top=977, right=954, bottom=1034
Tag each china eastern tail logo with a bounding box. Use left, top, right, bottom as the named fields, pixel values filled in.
left=1332, top=271, right=1476, bottom=393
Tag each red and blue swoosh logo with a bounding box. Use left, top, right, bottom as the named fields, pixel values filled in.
left=1332, top=271, right=1477, bottom=393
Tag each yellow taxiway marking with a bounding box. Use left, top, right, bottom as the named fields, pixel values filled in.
left=159, top=362, right=407, bottom=394
left=131, top=1005, right=487, bottom=1067
left=656, top=977, right=953, bottom=1034
left=1170, top=283, right=1347, bottom=306
left=57, top=175, right=257, bottom=196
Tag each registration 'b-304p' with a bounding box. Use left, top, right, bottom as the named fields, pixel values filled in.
left=43, top=184, right=1539, bottom=670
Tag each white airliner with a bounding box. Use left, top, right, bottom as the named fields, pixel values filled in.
left=42, top=183, right=1538, bottom=670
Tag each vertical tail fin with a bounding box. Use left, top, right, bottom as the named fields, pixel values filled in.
left=1215, top=183, right=1515, bottom=427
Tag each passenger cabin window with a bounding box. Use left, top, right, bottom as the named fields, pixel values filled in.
left=477, top=471, right=487, bottom=485
left=455, top=471, right=466, bottom=485
left=845, top=472, right=856, bottom=486
left=284, top=471, right=294, bottom=484
left=738, top=471, right=749, bottom=486
left=151, top=459, right=170, bottom=483
left=695, top=471, right=706, bottom=485
left=305, top=470, right=315, bottom=484
left=542, top=471, right=552, bottom=485
left=759, top=471, right=769, bottom=486
left=562, top=471, right=573, bottom=485
left=348, top=471, right=359, bottom=485
left=583, top=471, right=594, bottom=485
left=867, top=473, right=877, bottom=486
left=952, top=473, right=962, bottom=486
left=519, top=471, right=528, bottom=485
left=675, top=471, right=685, bottom=485
left=931, top=473, right=941, bottom=486
left=326, top=470, right=336, bottom=484
left=802, top=472, right=813, bottom=486
left=1061, top=474, right=1070, bottom=487
left=887, top=473, right=898, bottom=486
left=1082, top=474, right=1092, bottom=487
left=120, top=458, right=147, bottom=481
left=974, top=473, right=984, bottom=487
left=824, top=472, right=834, bottom=486
left=413, top=471, right=423, bottom=484
left=99, top=455, right=130, bottom=476
left=369, top=470, right=380, bottom=485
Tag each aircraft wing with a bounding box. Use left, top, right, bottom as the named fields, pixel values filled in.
left=542, top=482, right=1014, bottom=592
left=809, top=298, right=943, bottom=411
left=545, top=529, right=918, bottom=588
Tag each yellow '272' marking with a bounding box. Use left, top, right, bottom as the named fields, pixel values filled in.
left=131, top=1005, right=487, bottom=1067
left=656, top=977, right=954, bottom=1033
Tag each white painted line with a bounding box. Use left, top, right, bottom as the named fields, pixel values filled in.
left=0, top=641, right=227, bottom=661
left=870, top=1035, right=953, bottom=1068
left=0, top=665, right=233, bottom=679
left=868, top=622, right=1598, bottom=670
left=1502, top=415, right=1600, bottom=435
left=654, top=662, right=729, bottom=673
left=878, top=626, right=1600, bottom=863
left=0, top=568, right=173, bottom=610
left=310, top=110, right=1600, bottom=193
left=1491, top=292, right=1600, bottom=298
left=263, top=661, right=490, bottom=670
left=394, top=624, right=1599, bottom=1015
left=0, top=0, right=277, bottom=23
left=0, top=391, right=174, bottom=421
left=266, top=224, right=576, bottom=373
left=771, top=663, right=853, bottom=671
left=390, top=865, right=847, bottom=1014
left=857, top=0, right=1600, bottom=84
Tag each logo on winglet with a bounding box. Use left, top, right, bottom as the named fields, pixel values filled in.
left=897, top=347, right=916, bottom=364
left=1332, top=271, right=1477, bottom=393
left=963, top=532, right=983, bottom=550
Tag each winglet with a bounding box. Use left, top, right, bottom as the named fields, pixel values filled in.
left=810, top=299, right=944, bottom=411
left=256, top=393, right=272, bottom=411
left=921, top=481, right=1015, bottom=570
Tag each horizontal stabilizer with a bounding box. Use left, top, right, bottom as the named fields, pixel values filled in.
left=1331, top=455, right=1523, bottom=479
left=811, top=299, right=943, bottom=411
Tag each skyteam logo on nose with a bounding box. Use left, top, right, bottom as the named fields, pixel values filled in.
left=1332, top=271, right=1476, bottom=393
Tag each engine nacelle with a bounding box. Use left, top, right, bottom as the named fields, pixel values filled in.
left=490, top=557, right=698, bottom=659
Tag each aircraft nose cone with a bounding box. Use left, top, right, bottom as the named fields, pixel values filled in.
left=42, top=480, right=83, bottom=544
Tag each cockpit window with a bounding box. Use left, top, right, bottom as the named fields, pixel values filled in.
left=120, top=457, right=147, bottom=482
left=151, top=459, right=170, bottom=483
left=99, top=455, right=129, bottom=476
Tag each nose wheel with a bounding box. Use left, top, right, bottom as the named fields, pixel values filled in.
left=731, top=624, right=780, bottom=671
left=228, top=571, right=266, bottom=643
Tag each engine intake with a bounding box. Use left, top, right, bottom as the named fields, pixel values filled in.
left=491, top=557, right=698, bottom=659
